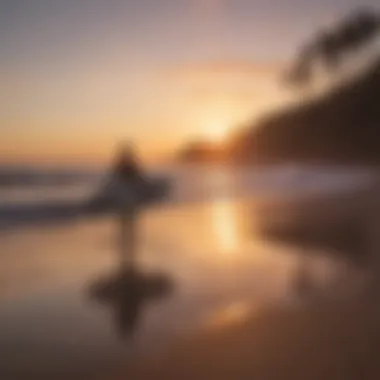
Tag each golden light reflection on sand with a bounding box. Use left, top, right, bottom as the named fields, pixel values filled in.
left=204, top=301, right=253, bottom=329
left=211, top=200, right=239, bottom=254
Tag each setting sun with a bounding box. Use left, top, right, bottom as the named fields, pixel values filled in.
left=206, top=123, right=229, bottom=142
left=202, top=116, right=232, bottom=143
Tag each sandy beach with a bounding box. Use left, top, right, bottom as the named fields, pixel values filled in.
left=0, top=169, right=378, bottom=380
left=106, top=182, right=380, bottom=380
left=118, top=288, right=380, bottom=380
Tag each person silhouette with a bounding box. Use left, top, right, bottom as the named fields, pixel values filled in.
left=111, top=144, right=144, bottom=268
left=90, top=142, right=170, bottom=212
left=87, top=143, right=174, bottom=340
left=113, top=143, right=144, bottom=185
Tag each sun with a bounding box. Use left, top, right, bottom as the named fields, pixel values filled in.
left=203, top=119, right=230, bottom=143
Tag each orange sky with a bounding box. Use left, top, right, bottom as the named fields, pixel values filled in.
left=1, top=0, right=376, bottom=165
left=1, top=56, right=288, bottom=165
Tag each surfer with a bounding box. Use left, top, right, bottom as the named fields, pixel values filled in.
left=92, top=144, right=146, bottom=210
left=91, top=142, right=170, bottom=211
left=90, top=143, right=170, bottom=268
left=112, top=144, right=145, bottom=268
left=113, top=143, right=144, bottom=185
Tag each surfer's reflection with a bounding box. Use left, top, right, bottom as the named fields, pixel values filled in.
left=88, top=209, right=173, bottom=340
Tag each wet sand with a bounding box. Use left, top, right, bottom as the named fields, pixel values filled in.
left=107, top=186, right=380, bottom=380
left=0, top=185, right=379, bottom=380
left=0, top=199, right=308, bottom=379
left=120, top=289, right=380, bottom=380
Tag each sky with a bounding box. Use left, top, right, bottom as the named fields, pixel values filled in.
left=0, top=0, right=379, bottom=165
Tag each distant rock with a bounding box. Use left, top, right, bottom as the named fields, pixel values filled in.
left=177, top=140, right=226, bottom=164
